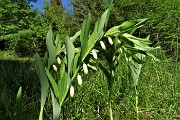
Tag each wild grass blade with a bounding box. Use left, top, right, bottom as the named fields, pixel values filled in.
left=15, top=87, right=22, bottom=120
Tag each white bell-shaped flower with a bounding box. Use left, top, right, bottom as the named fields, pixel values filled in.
left=100, top=41, right=106, bottom=50
left=70, top=86, right=74, bottom=97
left=108, top=37, right=113, bottom=45
left=52, top=65, right=57, bottom=72
left=77, top=74, right=82, bottom=86
left=92, top=49, right=98, bottom=59
left=57, top=57, right=61, bottom=64
left=83, top=63, right=88, bottom=74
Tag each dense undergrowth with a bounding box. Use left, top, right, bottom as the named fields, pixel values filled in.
left=0, top=50, right=179, bottom=119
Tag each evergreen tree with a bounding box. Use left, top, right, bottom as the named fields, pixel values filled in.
left=71, top=0, right=106, bottom=34
left=0, top=0, right=46, bottom=56
left=43, top=0, right=66, bottom=38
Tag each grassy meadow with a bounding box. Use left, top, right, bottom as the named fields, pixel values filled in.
left=0, top=50, right=179, bottom=119
left=1, top=0, right=180, bottom=119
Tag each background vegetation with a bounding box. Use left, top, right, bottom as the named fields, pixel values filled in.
left=0, top=0, right=179, bottom=119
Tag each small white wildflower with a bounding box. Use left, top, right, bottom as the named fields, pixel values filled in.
left=52, top=65, right=57, bottom=72
left=77, top=74, right=82, bottom=86
left=92, top=49, right=98, bottom=59
left=57, top=57, right=61, bottom=64
left=108, top=37, right=113, bottom=45
left=70, top=86, right=74, bottom=97
left=100, top=41, right=106, bottom=50
left=83, top=63, right=88, bottom=74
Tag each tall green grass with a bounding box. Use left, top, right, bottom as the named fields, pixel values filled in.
left=0, top=51, right=40, bottom=119
left=60, top=49, right=180, bottom=119
left=0, top=49, right=179, bottom=119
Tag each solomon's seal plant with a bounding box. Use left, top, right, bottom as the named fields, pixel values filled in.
left=35, top=8, right=110, bottom=120
left=35, top=4, right=158, bottom=120
left=98, top=18, right=159, bottom=120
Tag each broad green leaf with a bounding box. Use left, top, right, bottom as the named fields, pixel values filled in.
left=80, top=9, right=110, bottom=62
left=80, top=22, right=98, bottom=62
left=104, top=18, right=148, bottom=37
left=58, top=57, right=66, bottom=105
left=132, top=54, right=145, bottom=64
left=97, top=9, right=110, bottom=36
left=56, top=36, right=75, bottom=106
left=129, top=53, right=144, bottom=86
left=113, top=36, right=121, bottom=50
left=45, top=68, right=58, bottom=98
left=73, top=52, right=80, bottom=75
left=35, top=53, right=49, bottom=120
left=129, top=62, right=142, bottom=86
left=58, top=72, right=68, bottom=106
left=122, top=33, right=152, bottom=51
left=0, top=89, right=11, bottom=118
left=123, top=33, right=151, bottom=45
left=80, top=14, right=92, bottom=62
left=50, top=89, right=61, bottom=120
left=46, top=26, right=56, bottom=68
left=57, top=30, right=81, bottom=55
left=43, top=51, right=48, bottom=66
left=119, top=21, right=137, bottom=33
left=55, top=33, right=59, bottom=46
left=104, top=25, right=121, bottom=37
left=65, top=36, right=75, bottom=86
left=80, top=14, right=91, bottom=45
left=55, top=33, right=62, bottom=55
left=119, top=18, right=148, bottom=34
left=15, top=87, right=22, bottom=120
left=70, top=30, right=81, bottom=43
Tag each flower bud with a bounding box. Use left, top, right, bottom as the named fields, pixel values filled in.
left=57, top=57, right=61, bottom=64
left=64, top=52, right=67, bottom=55
left=77, top=74, right=82, bottom=86
left=92, top=49, right=98, bottom=59
left=70, top=86, right=74, bottom=97
left=100, top=41, right=106, bottom=50
left=52, top=65, right=57, bottom=72
left=108, top=37, right=113, bottom=45
left=83, top=63, right=88, bottom=74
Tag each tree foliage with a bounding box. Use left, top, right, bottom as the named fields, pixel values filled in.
left=111, top=0, right=180, bottom=54
left=0, top=0, right=46, bottom=56
left=0, top=0, right=179, bottom=57
left=70, top=0, right=107, bottom=35
left=43, top=0, right=66, bottom=38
